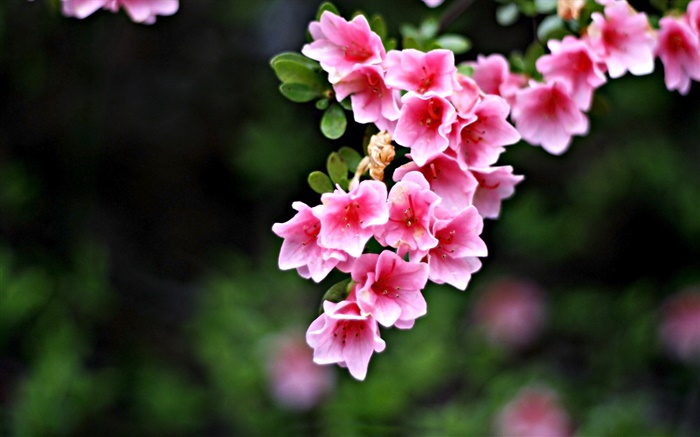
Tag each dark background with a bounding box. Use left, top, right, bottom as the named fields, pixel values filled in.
left=1, top=0, right=699, bottom=435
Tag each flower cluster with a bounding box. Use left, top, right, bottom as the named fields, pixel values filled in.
left=467, top=0, right=700, bottom=155
left=273, top=10, right=524, bottom=380
left=59, top=0, right=178, bottom=24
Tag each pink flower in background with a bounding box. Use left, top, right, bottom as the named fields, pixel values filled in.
left=352, top=250, right=429, bottom=329
left=393, top=153, right=478, bottom=216
left=375, top=171, right=440, bottom=253
left=454, top=94, right=521, bottom=168
left=333, top=65, right=401, bottom=129
left=272, top=202, right=347, bottom=283
left=659, top=287, right=700, bottom=362
left=449, top=74, right=481, bottom=120
left=384, top=49, right=458, bottom=98
left=418, top=206, right=487, bottom=290
left=421, top=0, right=445, bottom=7
left=393, top=94, right=457, bottom=166
left=302, top=11, right=385, bottom=83
left=688, top=0, right=700, bottom=35
left=586, top=0, right=656, bottom=78
left=656, top=16, right=700, bottom=95
left=471, top=166, right=524, bottom=219
left=473, top=278, right=547, bottom=349
left=317, top=180, right=389, bottom=258
left=465, top=54, right=527, bottom=104
left=511, top=80, right=589, bottom=155
left=536, top=35, right=607, bottom=111
left=496, top=386, right=572, bottom=437
left=265, top=333, right=334, bottom=410
left=61, top=0, right=178, bottom=24
left=307, top=299, right=386, bottom=381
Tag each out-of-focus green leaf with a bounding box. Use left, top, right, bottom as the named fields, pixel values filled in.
left=402, top=35, right=421, bottom=51
left=524, top=41, right=546, bottom=77
left=457, top=63, right=475, bottom=76
left=319, top=278, right=353, bottom=313
left=537, top=15, right=567, bottom=42
left=338, top=146, right=363, bottom=174
left=436, top=34, right=472, bottom=54
left=419, top=17, right=439, bottom=39
left=497, top=3, right=520, bottom=26
left=316, top=1, right=340, bottom=20
left=279, top=83, right=323, bottom=103
left=308, top=171, right=334, bottom=194
left=534, top=0, right=557, bottom=13
left=320, top=103, right=347, bottom=139
left=271, top=60, right=323, bottom=87
left=369, top=14, right=387, bottom=40
left=316, top=98, right=330, bottom=110
left=270, top=51, right=319, bottom=71
left=339, top=97, right=352, bottom=111
left=327, top=152, right=349, bottom=186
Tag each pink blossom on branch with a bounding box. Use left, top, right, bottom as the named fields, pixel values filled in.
left=656, top=16, right=700, bottom=95
left=511, top=80, right=589, bottom=155
left=384, top=49, right=459, bottom=98
left=61, top=0, right=178, bottom=24
left=306, top=299, right=386, bottom=381
left=471, top=165, right=524, bottom=219
left=302, top=11, right=385, bottom=83
left=352, top=250, right=429, bottom=329
left=688, top=0, right=700, bottom=36
left=332, top=65, right=401, bottom=130
left=465, top=54, right=527, bottom=104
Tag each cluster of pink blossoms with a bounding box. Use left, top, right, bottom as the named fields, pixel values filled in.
left=468, top=0, right=700, bottom=155
left=58, top=0, right=178, bottom=24
left=273, top=10, right=525, bottom=380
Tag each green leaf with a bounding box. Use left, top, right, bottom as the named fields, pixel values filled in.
left=308, top=171, right=334, bottom=194
left=327, top=152, right=349, bottom=186
left=383, top=37, right=398, bottom=52
left=457, top=63, right=475, bottom=77
left=536, top=14, right=566, bottom=42
left=339, top=97, right=352, bottom=111
left=369, top=14, right=387, bottom=40
left=402, top=35, right=421, bottom=51
left=316, top=2, right=340, bottom=20
left=496, top=3, right=519, bottom=26
left=534, top=0, right=557, bottom=14
left=436, top=34, right=472, bottom=54
left=319, top=278, right=353, bottom=313
left=270, top=51, right=319, bottom=71
left=279, top=83, right=322, bottom=103
left=271, top=60, right=323, bottom=86
left=524, top=41, right=546, bottom=77
left=338, top=146, right=363, bottom=173
left=419, top=17, right=439, bottom=39
left=320, top=104, right=347, bottom=139
left=315, top=99, right=330, bottom=110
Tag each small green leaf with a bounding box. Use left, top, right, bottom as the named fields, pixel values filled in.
left=271, top=60, right=323, bottom=86
left=338, top=97, right=352, bottom=111
left=369, top=14, right=387, bottom=40
left=279, top=83, right=323, bottom=103
left=270, top=52, right=319, bottom=70
left=308, top=171, right=334, bottom=194
left=338, top=146, right=363, bottom=173
left=496, top=3, right=519, bottom=26
left=327, top=152, right=349, bottom=185
left=383, top=37, right=398, bottom=52
left=457, top=63, right=475, bottom=77
left=402, top=35, right=421, bottom=51
left=316, top=2, right=340, bottom=20
left=320, top=104, right=347, bottom=139
left=319, top=278, right=353, bottom=313
left=315, top=99, right=330, bottom=110
left=537, top=15, right=566, bottom=42
left=524, top=41, right=545, bottom=77
left=436, top=34, right=472, bottom=54
left=419, top=17, right=439, bottom=39
left=534, top=0, right=557, bottom=14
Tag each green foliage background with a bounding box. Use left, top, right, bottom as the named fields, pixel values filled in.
left=1, top=0, right=699, bottom=436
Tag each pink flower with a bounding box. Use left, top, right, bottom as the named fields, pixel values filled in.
left=393, top=153, right=478, bottom=216
left=536, top=35, right=607, bottom=111
left=421, top=0, right=445, bottom=7
left=333, top=65, right=401, bottom=129
left=473, top=278, right=547, bottom=349
left=418, top=206, right=487, bottom=290
left=656, top=16, right=700, bottom=95
left=586, top=0, right=656, bottom=78
left=496, top=386, right=572, bottom=437
left=374, top=171, right=440, bottom=254
left=449, top=74, right=481, bottom=120
left=272, top=202, right=347, bottom=283
left=393, top=94, right=457, bottom=167
left=306, top=299, right=386, bottom=381
left=61, top=0, right=178, bottom=24
left=659, top=287, right=700, bottom=362
left=352, top=250, right=429, bottom=329
left=465, top=54, right=527, bottom=104
left=302, top=11, right=385, bottom=83
left=453, top=94, right=521, bottom=168
left=317, top=180, right=389, bottom=258
left=511, top=80, right=589, bottom=155
left=384, top=49, right=458, bottom=97
left=471, top=166, right=524, bottom=219
left=265, top=332, right=334, bottom=410
left=688, top=0, right=700, bottom=36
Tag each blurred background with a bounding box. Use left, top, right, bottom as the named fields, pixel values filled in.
left=1, top=0, right=699, bottom=435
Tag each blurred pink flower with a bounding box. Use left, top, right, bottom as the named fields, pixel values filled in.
left=266, top=333, right=334, bottom=410
left=306, top=299, right=386, bottom=381
left=659, top=287, right=700, bottom=362
left=302, top=11, right=385, bottom=83
left=473, top=278, right=546, bottom=349
left=470, top=166, right=524, bottom=220
left=61, top=0, right=178, bottom=24
left=496, top=386, right=573, bottom=437
left=656, top=16, right=700, bottom=95
left=688, top=0, right=700, bottom=36
left=421, top=0, right=445, bottom=7
left=465, top=54, right=527, bottom=104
